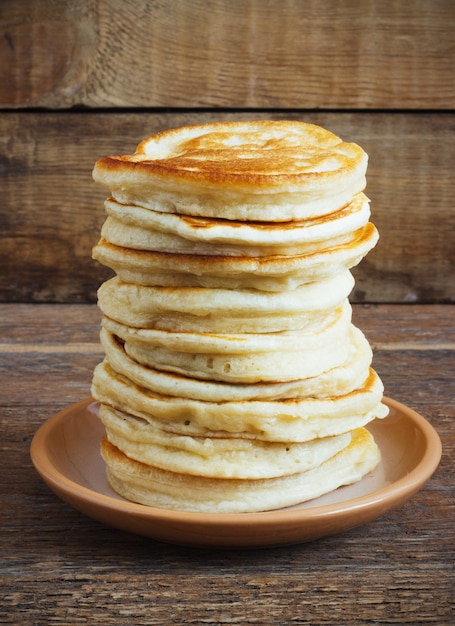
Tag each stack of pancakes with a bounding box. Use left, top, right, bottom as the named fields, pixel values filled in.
left=91, top=120, right=388, bottom=513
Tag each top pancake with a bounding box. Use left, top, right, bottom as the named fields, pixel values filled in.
left=93, top=121, right=368, bottom=221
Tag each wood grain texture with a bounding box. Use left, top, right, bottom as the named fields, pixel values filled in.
left=1, top=111, right=454, bottom=304
left=0, top=303, right=453, bottom=625
left=1, top=0, right=453, bottom=615
left=1, top=0, right=454, bottom=109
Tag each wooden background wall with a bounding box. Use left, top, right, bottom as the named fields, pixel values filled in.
left=1, top=0, right=454, bottom=304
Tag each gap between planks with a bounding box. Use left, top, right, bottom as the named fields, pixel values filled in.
left=372, top=342, right=455, bottom=351
left=0, top=342, right=455, bottom=353
left=0, top=343, right=103, bottom=353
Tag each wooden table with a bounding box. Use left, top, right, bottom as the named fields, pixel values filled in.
left=1, top=303, right=453, bottom=624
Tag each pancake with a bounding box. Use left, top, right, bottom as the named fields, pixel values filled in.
left=99, top=404, right=351, bottom=479
left=91, top=362, right=389, bottom=443
left=92, top=120, right=368, bottom=222
left=101, top=302, right=349, bottom=355
left=101, top=214, right=358, bottom=256
left=93, top=222, right=377, bottom=291
left=110, top=301, right=353, bottom=383
left=96, top=271, right=355, bottom=333
left=100, top=319, right=373, bottom=402
left=100, top=192, right=371, bottom=256
left=100, top=427, right=380, bottom=513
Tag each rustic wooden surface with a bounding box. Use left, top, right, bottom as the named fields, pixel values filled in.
left=1, top=0, right=454, bottom=305
left=1, top=1, right=453, bottom=622
left=1, top=110, right=454, bottom=304
left=0, top=303, right=453, bottom=624
left=1, top=0, right=454, bottom=109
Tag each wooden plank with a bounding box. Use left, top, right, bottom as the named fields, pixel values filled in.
left=0, top=304, right=101, bottom=344
left=0, top=303, right=454, bottom=409
left=1, top=303, right=453, bottom=348
left=352, top=304, right=455, bottom=348
left=1, top=111, right=454, bottom=303
left=1, top=303, right=453, bottom=624
left=1, top=0, right=454, bottom=110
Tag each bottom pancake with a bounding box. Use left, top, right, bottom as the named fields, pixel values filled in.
left=100, top=427, right=380, bottom=513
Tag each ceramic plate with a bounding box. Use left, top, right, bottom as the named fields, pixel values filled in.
left=30, top=397, right=441, bottom=548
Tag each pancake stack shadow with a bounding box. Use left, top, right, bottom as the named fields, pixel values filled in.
left=90, top=121, right=389, bottom=513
